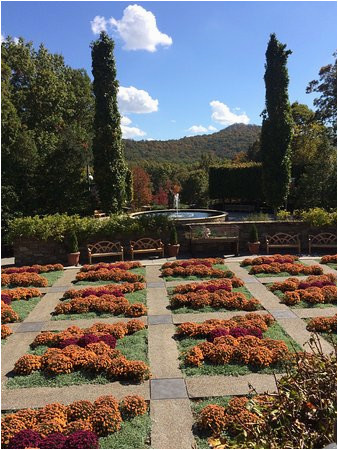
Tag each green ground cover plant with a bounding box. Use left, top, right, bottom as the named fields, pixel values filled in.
left=10, top=297, right=42, bottom=321
left=6, top=329, right=148, bottom=389
left=177, top=322, right=302, bottom=377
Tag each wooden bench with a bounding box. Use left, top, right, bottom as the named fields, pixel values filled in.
left=308, top=233, right=337, bottom=255
left=188, top=223, right=239, bottom=256
left=265, top=233, right=301, bottom=254
left=93, top=210, right=106, bottom=219
left=87, top=241, right=124, bottom=264
left=130, top=238, right=164, bottom=260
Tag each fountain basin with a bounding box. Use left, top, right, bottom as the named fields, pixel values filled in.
left=130, top=209, right=228, bottom=224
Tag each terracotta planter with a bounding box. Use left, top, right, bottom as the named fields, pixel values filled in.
left=248, top=242, right=260, bottom=255
left=67, top=252, right=80, bottom=266
left=167, top=244, right=180, bottom=257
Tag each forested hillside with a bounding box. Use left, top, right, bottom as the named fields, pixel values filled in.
left=123, top=123, right=261, bottom=162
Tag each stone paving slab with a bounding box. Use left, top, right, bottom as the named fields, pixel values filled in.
left=16, top=321, right=45, bottom=333
left=48, top=285, right=71, bottom=293
left=148, top=315, right=172, bottom=325
left=151, top=378, right=188, bottom=400
left=147, top=287, right=170, bottom=315
left=186, top=373, right=284, bottom=398
left=146, top=266, right=164, bottom=283
left=172, top=310, right=268, bottom=324
left=150, top=398, right=194, bottom=449
left=148, top=324, right=182, bottom=378
left=147, top=282, right=166, bottom=288
left=270, top=309, right=298, bottom=319
left=2, top=382, right=150, bottom=410
left=24, top=292, right=62, bottom=322
left=294, top=307, right=337, bottom=318
left=42, top=315, right=148, bottom=330
left=53, top=268, right=78, bottom=286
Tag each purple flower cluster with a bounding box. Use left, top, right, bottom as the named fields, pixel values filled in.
left=298, top=280, right=335, bottom=289
left=8, top=429, right=99, bottom=449
left=78, top=287, right=124, bottom=298
left=58, top=333, right=117, bottom=349
left=1, top=294, right=12, bottom=305
left=208, top=326, right=263, bottom=342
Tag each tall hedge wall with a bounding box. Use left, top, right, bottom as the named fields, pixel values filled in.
left=209, top=163, right=263, bottom=202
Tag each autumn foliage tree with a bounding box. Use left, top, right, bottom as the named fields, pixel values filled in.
left=132, top=167, right=152, bottom=209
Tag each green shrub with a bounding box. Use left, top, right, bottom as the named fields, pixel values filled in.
left=209, top=163, right=263, bottom=202
left=244, top=212, right=271, bottom=221
left=276, top=209, right=292, bottom=221
left=169, top=226, right=178, bottom=245
left=8, top=213, right=173, bottom=244
left=295, top=208, right=337, bottom=227
left=65, top=231, right=79, bottom=253
left=249, top=225, right=259, bottom=243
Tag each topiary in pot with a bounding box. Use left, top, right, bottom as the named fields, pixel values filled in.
left=66, top=231, right=80, bottom=266
left=248, top=225, right=260, bottom=255
left=167, top=225, right=180, bottom=257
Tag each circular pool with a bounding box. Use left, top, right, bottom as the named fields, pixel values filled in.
left=130, top=209, right=228, bottom=224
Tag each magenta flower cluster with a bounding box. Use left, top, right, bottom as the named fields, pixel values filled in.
left=208, top=326, right=263, bottom=342
left=77, top=287, right=124, bottom=298
left=180, top=261, right=212, bottom=268
left=8, top=429, right=99, bottom=449
left=58, top=333, right=117, bottom=349
left=1, top=294, right=12, bottom=305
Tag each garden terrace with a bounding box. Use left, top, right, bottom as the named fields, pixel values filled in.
left=1, top=255, right=336, bottom=448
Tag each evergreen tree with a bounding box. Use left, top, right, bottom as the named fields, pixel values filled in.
left=91, top=32, right=128, bottom=213
left=261, top=34, right=293, bottom=212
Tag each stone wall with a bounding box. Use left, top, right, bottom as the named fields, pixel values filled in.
left=13, top=221, right=336, bottom=265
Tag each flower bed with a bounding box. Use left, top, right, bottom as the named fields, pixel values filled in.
left=161, top=259, right=233, bottom=280
left=2, top=272, right=48, bottom=287
left=1, top=287, right=43, bottom=322
left=1, top=324, right=12, bottom=340
left=172, top=278, right=244, bottom=294
left=2, top=287, right=42, bottom=302
left=75, top=269, right=145, bottom=283
left=320, top=254, right=337, bottom=265
left=63, top=282, right=145, bottom=300
left=8, top=321, right=150, bottom=388
left=80, top=262, right=142, bottom=273
left=53, top=294, right=147, bottom=318
left=1, top=395, right=148, bottom=449
left=270, top=274, right=337, bottom=306
left=248, top=262, right=323, bottom=276
left=241, top=255, right=299, bottom=266
left=176, top=314, right=300, bottom=376
left=2, top=263, right=63, bottom=274
left=1, top=302, right=19, bottom=323
left=306, top=315, right=337, bottom=333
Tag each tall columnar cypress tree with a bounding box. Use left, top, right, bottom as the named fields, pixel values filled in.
left=91, top=32, right=128, bottom=213
left=261, top=33, right=293, bottom=212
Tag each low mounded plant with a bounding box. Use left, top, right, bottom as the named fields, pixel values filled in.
left=248, top=224, right=259, bottom=243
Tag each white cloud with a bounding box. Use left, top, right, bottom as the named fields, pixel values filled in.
left=121, top=125, right=146, bottom=139
left=109, top=4, right=172, bottom=52
left=210, top=101, right=250, bottom=126
left=171, top=119, right=176, bottom=123
left=13, top=37, right=19, bottom=45
left=1, top=34, right=5, bottom=43
left=188, top=125, right=208, bottom=134
left=91, top=15, right=107, bottom=34
left=118, top=86, right=158, bottom=114
left=188, top=124, right=218, bottom=134
left=121, top=116, right=132, bottom=126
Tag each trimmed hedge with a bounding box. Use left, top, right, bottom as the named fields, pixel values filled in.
left=209, top=163, right=263, bottom=201
left=8, top=214, right=173, bottom=244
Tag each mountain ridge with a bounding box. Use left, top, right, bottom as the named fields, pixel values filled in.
left=123, top=123, right=261, bottom=163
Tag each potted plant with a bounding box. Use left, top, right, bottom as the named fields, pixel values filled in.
left=248, top=224, right=260, bottom=255
left=167, top=225, right=180, bottom=257
left=66, top=231, right=80, bottom=266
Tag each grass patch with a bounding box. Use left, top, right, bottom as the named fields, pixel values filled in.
left=99, top=413, right=151, bottom=449
left=327, top=263, right=337, bottom=270
left=167, top=286, right=265, bottom=314
left=10, top=296, right=42, bottom=321
left=176, top=322, right=302, bottom=377
left=52, top=290, right=147, bottom=321
left=73, top=267, right=146, bottom=286
left=7, top=329, right=148, bottom=389
left=270, top=287, right=336, bottom=309
left=42, top=270, right=64, bottom=286
left=163, top=264, right=232, bottom=282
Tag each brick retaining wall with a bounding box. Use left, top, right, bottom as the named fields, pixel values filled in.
left=13, top=221, right=336, bottom=265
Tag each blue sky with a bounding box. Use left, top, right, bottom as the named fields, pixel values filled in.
left=2, top=1, right=337, bottom=140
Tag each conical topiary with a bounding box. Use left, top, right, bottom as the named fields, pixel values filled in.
left=249, top=225, right=259, bottom=243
